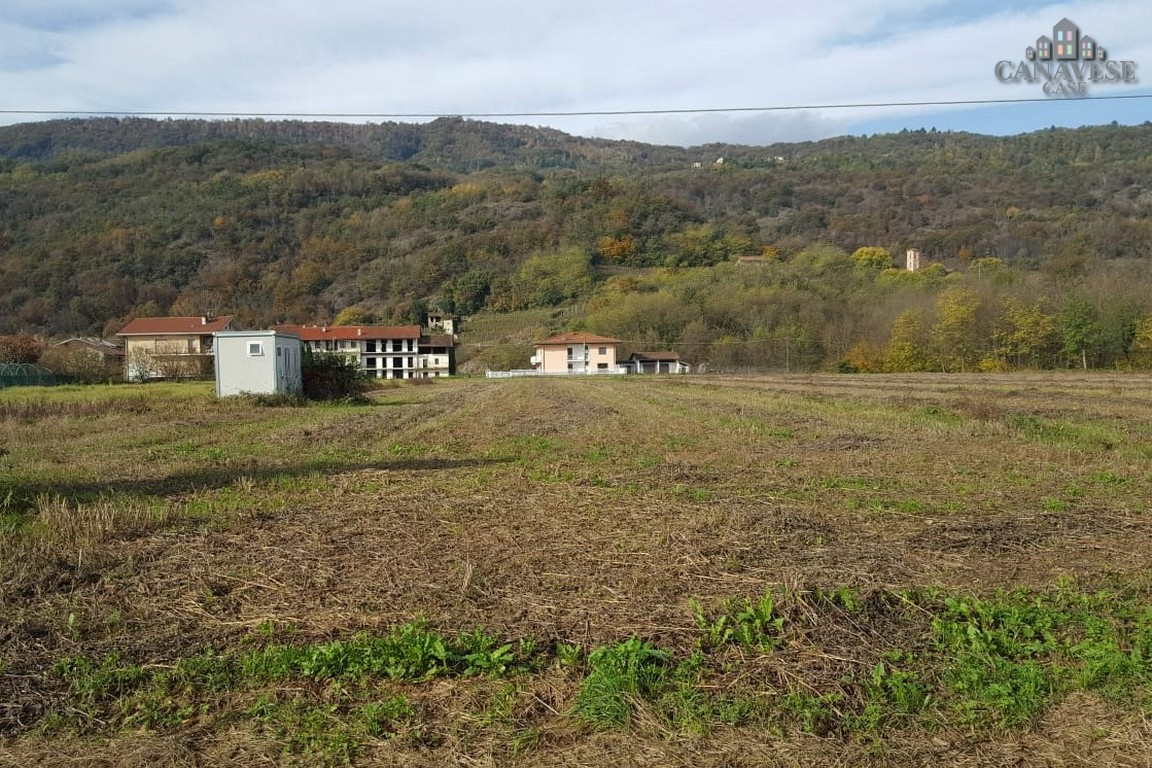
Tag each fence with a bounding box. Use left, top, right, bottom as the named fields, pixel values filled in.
left=485, top=368, right=628, bottom=378
left=0, top=363, right=58, bottom=388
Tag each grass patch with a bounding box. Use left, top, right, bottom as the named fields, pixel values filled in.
left=31, top=585, right=1152, bottom=748
left=574, top=636, right=671, bottom=728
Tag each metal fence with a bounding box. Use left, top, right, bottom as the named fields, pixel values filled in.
left=0, top=363, right=58, bottom=388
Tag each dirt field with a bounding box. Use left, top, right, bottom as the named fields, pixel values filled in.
left=2, top=373, right=1152, bottom=766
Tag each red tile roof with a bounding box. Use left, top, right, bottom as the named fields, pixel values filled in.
left=271, top=324, right=421, bottom=341
left=536, top=332, right=621, bottom=346
left=117, top=316, right=235, bottom=335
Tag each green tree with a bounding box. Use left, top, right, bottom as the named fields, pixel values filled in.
left=666, top=224, right=751, bottom=267
left=1097, top=301, right=1140, bottom=368
left=332, top=307, right=375, bottom=326
left=930, top=287, right=982, bottom=372
left=850, top=246, right=893, bottom=270
left=442, top=268, right=493, bottom=315
left=994, top=297, right=1057, bottom=369
left=505, top=248, right=594, bottom=309
left=1131, top=314, right=1152, bottom=368
left=1059, top=297, right=1100, bottom=369
left=301, top=349, right=369, bottom=401
left=883, top=308, right=932, bottom=372
left=586, top=291, right=695, bottom=349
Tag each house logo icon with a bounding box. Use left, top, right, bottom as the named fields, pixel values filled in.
left=1024, top=19, right=1104, bottom=64
left=996, top=18, right=1137, bottom=97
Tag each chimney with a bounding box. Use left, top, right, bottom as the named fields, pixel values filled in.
left=201, top=316, right=208, bottom=325
left=357, top=328, right=362, bottom=336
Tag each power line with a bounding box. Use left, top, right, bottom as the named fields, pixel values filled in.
left=1, top=93, right=1150, bottom=120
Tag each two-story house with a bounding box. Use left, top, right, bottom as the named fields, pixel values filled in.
left=116, top=315, right=236, bottom=381
left=531, top=332, right=623, bottom=374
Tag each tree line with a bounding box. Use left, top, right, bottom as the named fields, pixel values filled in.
left=1, top=118, right=1151, bottom=373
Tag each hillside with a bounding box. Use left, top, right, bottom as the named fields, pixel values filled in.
left=3, top=374, right=1152, bottom=766
left=1, top=118, right=1151, bottom=368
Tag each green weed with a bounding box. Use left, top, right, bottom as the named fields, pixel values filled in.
left=850, top=659, right=930, bottom=731
left=930, top=592, right=1064, bottom=726
left=574, top=636, right=671, bottom=728
left=388, top=442, right=430, bottom=459
left=691, top=592, right=785, bottom=652
left=455, top=627, right=517, bottom=677
left=811, top=586, right=863, bottom=613
left=779, top=690, right=844, bottom=735
left=358, top=695, right=417, bottom=738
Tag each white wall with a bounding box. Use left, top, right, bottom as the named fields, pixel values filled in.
left=214, top=333, right=301, bottom=397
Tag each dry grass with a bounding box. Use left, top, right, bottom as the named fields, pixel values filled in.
left=3, top=373, right=1152, bottom=766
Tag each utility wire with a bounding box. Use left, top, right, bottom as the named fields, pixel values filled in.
left=1, top=93, right=1151, bottom=120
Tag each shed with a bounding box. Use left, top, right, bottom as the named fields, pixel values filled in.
left=213, top=330, right=302, bottom=397
left=624, top=352, right=690, bottom=374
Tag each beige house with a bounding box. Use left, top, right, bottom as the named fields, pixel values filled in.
left=116, top=315, right=236, bottom=381
left=531, top=332, right=623, bottom=374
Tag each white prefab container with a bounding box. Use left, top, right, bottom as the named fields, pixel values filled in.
left=213, top=331, right=302, bottom=397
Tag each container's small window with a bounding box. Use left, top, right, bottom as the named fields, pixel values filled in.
left=248, top=341, right=264, bottom=356
left=276, top=347, right=283, bottom=357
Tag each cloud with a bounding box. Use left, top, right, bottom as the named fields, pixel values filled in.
left=0, top=0, right=1149, bottom=143
left=4, top=0, right=174, bottom=31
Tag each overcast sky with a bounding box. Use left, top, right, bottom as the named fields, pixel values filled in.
left=2, top=0, right=1150, bottom=147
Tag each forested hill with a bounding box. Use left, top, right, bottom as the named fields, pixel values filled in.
left=0, top=117, right=667, bottom=172
left=1, top=117, right=1151, bottom=354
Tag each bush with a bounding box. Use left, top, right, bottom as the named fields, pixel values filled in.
left=301, top=349, right=370, bottom=402
left=38, top=346, right=120, bottom=383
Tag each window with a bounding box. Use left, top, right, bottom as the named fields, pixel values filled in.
left=248, top=341, right=264, bottom=356
left=598, top=346, right=607, bottom=355
left=366, top=357, right=377, bottom=369
left=276, top=347, right=283, bottom=357
left=366, top=340, right=377, bottom=353
left=597, top=363, right=608, bottom=370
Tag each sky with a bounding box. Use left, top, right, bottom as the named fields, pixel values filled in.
left=1, top=0, right=1150, bottom=148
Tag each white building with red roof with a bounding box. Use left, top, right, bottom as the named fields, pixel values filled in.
left=272, top=324, right=454, bottom=379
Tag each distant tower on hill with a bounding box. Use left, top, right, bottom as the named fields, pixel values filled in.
left=906, top=248, right=922, bottom=271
